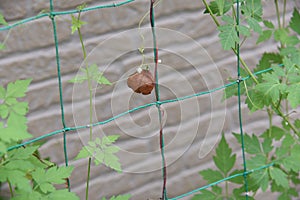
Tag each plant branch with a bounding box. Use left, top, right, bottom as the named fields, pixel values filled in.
left=202, top=0, right=220, bottom=26
left=150, top=1, right=167, bottom=199
left=76, top=10, right=93, bottom=200
left=274, top=0, right=282, bottom=29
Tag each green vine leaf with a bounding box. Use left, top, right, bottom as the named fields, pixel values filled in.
left=69, top=64, right=111, bottom=85
left=247, top=17, right=262, bottom=34
left=255, top=53, right=282, bottom=73
left=5, top=79, right=32, bottom=99
left=45, top=189, right=80, bottom=200
left=204, top=0, right=232, bottom=16
left=32, top=166, right=74, bottom=193
left=290, top=8, right=300, bottom=35
left=280, top=144, right=300, bottom=172
left=0, top=12, right=8, bottom=26
left=248, top=169, right=269, bottom=192
left=241, top=0, right=263, bottom=20
left=218, top=16, right=239, bottom=50
left=76, top=135, right=122, bottom=172
left=199, top=169, right=223, bottom=183
left=0, top=167, right=32, bottom=192
left=191, top=189, right=218, bottom=200
left=255, top=72, right=286, bottom=106
left=269, top=167, right=289, bottom=189
left=213, top=134, right=236, bottom=175
left=233, top=133, right=262, bottom=155
left=71, top=15, right=87, bottom=34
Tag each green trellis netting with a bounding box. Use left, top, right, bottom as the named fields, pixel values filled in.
left=1, top=0, right=277, bottom=199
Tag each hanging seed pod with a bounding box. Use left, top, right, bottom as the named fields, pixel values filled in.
left=127, top=69, right=154, bottom=95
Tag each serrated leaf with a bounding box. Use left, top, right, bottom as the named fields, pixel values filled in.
left=45, top=189, right=80, bottom=200
left=237, top=25, right=250, bottom=37
left=0, top=104, right=9, bottom=118
left=75, top=146, right=91, bottom=160
left=233, top=133, right=262, bottom=154
left=228, top=169, right=244, bottom=184
left=0, top=12, right=8, bottom=26
left=269, top=167, right=289, bottom=188
left=102, top=135, right=120, bottom=146
left=11, top=102, right=29, bottom=115
left=248, top=169, right=269, bottom=192
left=71, top=15, right=87, bottom=34
left=255, top=53, right=282, bottom=72
left=6, top=79, right=32, bottom=99
left=261, top=126, right=285, bottom=141
left=68, top=74, right=88, bottom=83
left=245, top=89, right=265, bottom=112
left=103, top=153, right=121, bottom=172
left=274, top=28, right=289, bottom=44
left=0, top=86, right=5, bottom=98
left=213, top=134, right=236, bottom=175
left=0, top=167, right=31, bottom=192
left=247, top=17, right=262, bottom=34
left=255, top=72, right=286, bottom=105
left=97, top=74, right=112, bottom=85
left=290, top=8, right=300, bottom=34
left=1, top=112, right=32, bottom=142
left=8, top=146, right=39, bottom=160
left=76, top=3, right=87, bottom=11
left=12, top=190, right=42, bottom=200
left=261, top=137, right=272, bottom=154
left=218, top=22, right=239, bottom=50
left=32, top=166, right=74, bottom=193
left=200, top=169, right=224, bottom=183
left=191, top=189, right=217, bottom=200
left=77, top=136, right=122, bottom=172
left=280, top=145, right=300, bottom=172
left=287, top=84, right=300, bottom=108
left=263, top=20, right=274, bottom=29
left=256, top=30, right=272, bottom=44
left=247, top=155, right=267, bottom=169
left=241, top=0, right=262, bottom=20
left=203, top=0, right=232, bottom=16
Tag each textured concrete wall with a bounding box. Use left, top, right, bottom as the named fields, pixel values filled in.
left=0, top=0, right=298, bottom=199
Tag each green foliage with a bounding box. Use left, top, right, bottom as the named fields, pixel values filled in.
left=76, top=135, right=122, bottom=172
left=0, top=12, right=8, bottom=26
left=204, top=0, right=233, bottom=16
left=213, top=134, right=236, bottom=175
left=0, top=79, right=32, bottom=153
left=0, top=80, right=79, bottom=199
left=194, top=134, right=244, bottom=199
left=201, top=1, right=300, bottom=199
left=69, top=64, right=111, bottom=85
left=71, top=14, right=87, bottom=34
left=290, top=8, right=300, bottom=34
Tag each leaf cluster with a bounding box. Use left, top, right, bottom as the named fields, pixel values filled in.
left=75, top=135, right=122, bottom=172
left=192, top=134, right=248, bottom=200
left=205, top=0, right=263, bottom=50
left=0, top=79, right=32, bottom=154
left=233, top=127, right=300, bottom=200
left=0, top=80, right=79, bottom=199
left=69, top=64, right=112, bottom=86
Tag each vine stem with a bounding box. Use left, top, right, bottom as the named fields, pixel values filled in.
left=76, top=11, right=93, bottom=200
left=150, top=0, right=167, bottom=199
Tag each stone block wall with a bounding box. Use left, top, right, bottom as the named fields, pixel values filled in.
left=0, top=0, right=298, bottom=199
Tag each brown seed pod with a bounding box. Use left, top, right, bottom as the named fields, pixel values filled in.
left=127, top=69, right=154, bottom=95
